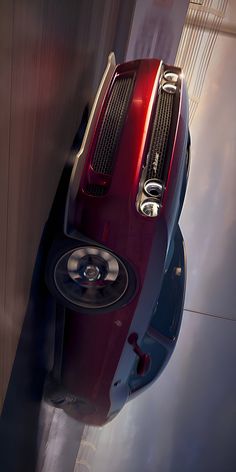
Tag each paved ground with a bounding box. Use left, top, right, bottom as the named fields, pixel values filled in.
left=0, top=150, right=85, bottom=472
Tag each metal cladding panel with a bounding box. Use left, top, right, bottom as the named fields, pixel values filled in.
left=180, top=20, right=236, bottom=321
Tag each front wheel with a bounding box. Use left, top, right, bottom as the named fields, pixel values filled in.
left=45, top=237, right=136, bottom=314
left=44, top=374, right=96, bottom=418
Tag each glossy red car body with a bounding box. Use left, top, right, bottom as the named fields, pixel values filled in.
left=46, top=54, right=189, bottom=425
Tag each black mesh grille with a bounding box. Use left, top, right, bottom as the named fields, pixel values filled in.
left=146, top=90, right=174, bottom=181
left=85, top=183, right=106, bottom=196
left=91, top=76, right=134, bottom=175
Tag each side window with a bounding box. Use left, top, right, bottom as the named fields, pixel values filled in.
left=150, top=275, right=180, bottom=340
left=151, top=226, right=185, bottom=340
left=128, top=334, right=168, bottom=394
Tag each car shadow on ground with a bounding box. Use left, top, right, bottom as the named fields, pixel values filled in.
left=0, top=107, right=89, bottom=472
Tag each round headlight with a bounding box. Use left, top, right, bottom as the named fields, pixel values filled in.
left=140, top=199, right=160, bottom=217
left=144, top=179, right=163, bottom=198
left=163, top=71, right=179, bottom=83
left=162, top=82, right=177, bottom=94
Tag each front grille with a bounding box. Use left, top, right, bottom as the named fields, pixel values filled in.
left=146, top=90, right=174, bottom=181
left=91, top=76, right=134, bottom=176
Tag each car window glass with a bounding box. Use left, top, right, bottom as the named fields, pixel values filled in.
left=151, top=227, right=185, bottom=339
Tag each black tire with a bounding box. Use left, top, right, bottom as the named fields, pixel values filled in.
left=44, top=374, right=95, bottom=418
left=45, top=236, right=137, bottom=315
left=44, top=374, right=71, bottom=408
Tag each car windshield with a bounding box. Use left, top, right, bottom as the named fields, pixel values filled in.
left=128, top=226, right=185, bottom=395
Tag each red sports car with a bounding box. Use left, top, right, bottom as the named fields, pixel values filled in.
left=45, top=53, right=190, bottom=426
